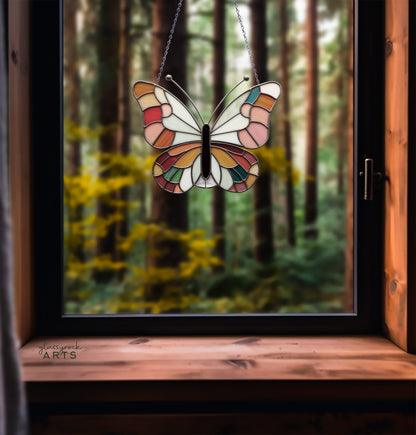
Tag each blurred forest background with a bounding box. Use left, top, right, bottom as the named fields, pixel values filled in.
left=63, top=0, right=353, bottom=315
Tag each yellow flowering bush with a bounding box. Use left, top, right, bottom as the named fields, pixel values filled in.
left=63, top=136, right=221, bottom=313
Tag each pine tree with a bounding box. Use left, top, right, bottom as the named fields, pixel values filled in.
left=95, top=0, right=121, bottom=282
left=304, top=0, right=318, bottom=239
left=116, top=0, right=133, bottom=281
left=64, top=0, right=84, bottom=262
left=279, top=0, right=296, bottom=246
left=147, top=0, right=189, bottom=300
left=212, top=0, right=226, bottom=268
left=250, top=0, right=274, bottom=262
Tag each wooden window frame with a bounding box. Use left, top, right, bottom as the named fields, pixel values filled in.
left=383, top=0, right=415, bottom=353
left=8, top=0, right=415, bottom=351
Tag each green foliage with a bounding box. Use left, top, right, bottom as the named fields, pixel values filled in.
left=64, top=146, right=222, bottom=314
left=181, top=202, right=346, bottom=314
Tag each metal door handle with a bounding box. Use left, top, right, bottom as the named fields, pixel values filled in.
left=359, top=158, right=384, bottom=200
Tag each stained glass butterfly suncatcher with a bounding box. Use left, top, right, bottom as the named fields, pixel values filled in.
left=132, top=75, right=281, bottom=194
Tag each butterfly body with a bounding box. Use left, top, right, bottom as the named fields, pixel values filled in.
left=133, top=79, right=281, bottom=193
left=201, top=124, right=211, bottom=179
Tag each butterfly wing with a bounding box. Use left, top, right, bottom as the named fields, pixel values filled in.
left=133, top=81, right=203, bottom=193
left=153, top=142, right=203, bottom=194
left=211, top=81, right=281, bottom=149
left=208, top=82, right=280, bottom=192
left=132, top=81, right=201, bottom=149
left=209, top=144, right=259, bottom=192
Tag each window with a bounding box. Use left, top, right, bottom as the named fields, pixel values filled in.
left=32, top=0, right=384, bottom=335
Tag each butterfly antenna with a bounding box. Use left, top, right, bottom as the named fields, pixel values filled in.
left=165, top=75, right=205, bottom=125
left=207, top=75, right=250, bottom=125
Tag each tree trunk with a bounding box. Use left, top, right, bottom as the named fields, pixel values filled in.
left=336, top=70, right=345, bottom=195
left=212, top=0, right=226, bottom=269
left=344, top=0, right=354, bottom=312
left=64, top=0, right=84, bottom=262
left=279, top=0, right=296, bottom=246
left=304, top=0, right=318, bottom=239
left=117, top=0, right=132, bottom=158
left=95, top=0, right=120, bottom=282
left=250, top=0, right=274, bottom=263
left=336, top=17, right=348, bottom=196
left=116, top=0, right=133, bottom=281
left=147, top=0, right=188, bottom=300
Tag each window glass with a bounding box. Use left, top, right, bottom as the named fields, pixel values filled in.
left=63, top=0, right=352, bottom=315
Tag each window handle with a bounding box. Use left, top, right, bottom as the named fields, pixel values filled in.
left=359, top=158, right=384, bottom=200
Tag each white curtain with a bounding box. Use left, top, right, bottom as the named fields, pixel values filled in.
left=0, top=2, right=28, bottom=434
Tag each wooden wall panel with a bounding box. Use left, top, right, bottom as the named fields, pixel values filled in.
left=9, top=0, right=35, bottom=345
left=384, top=0, right=410, bottom=351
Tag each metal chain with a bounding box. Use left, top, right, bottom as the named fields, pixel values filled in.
left=156, top=0, right=184, bottom=84
left=234, top=0, right=260, bottom=85
left=157, top=0, right=259, bottom=85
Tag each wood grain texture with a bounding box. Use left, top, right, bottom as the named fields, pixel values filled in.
left=21, top=336, right=416, bottom=383
left=408, top=0, right=416, bottom=353
left=9, top=0, right=35, bottom=345
left=384, top=0, right=409, bottom=351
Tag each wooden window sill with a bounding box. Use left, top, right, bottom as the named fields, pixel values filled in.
left=21, top=335, right=416, bottom=404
